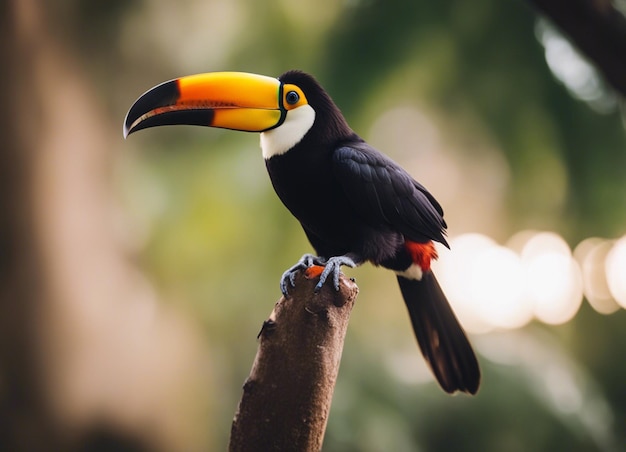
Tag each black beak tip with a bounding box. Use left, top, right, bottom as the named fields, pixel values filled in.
left=122, top=120, right=132, bottom=139
left=122, top=105, right=147, bottom=139
left=122, top=79, right=181, bottom=139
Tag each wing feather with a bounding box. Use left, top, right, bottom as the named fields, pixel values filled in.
left=333, top=144, right=448, bottom=246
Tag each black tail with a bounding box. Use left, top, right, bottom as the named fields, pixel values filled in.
left=397, top=272, right=480, bottom=394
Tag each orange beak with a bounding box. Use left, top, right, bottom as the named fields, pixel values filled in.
left=124, top=72, right=286, bottom=137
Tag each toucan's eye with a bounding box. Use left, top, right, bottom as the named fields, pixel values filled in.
left=286, top=90, right=300, bottom=105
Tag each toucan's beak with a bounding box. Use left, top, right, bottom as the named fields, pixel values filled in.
left=123, top=72, right=285, bottom=138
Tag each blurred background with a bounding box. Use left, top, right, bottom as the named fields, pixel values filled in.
left=2, top=0, right=625, bottom=450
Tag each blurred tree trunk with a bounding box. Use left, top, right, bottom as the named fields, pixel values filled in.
left=230, top=271, right=357, bottom=452
left=0, top=1, right=210, bottom=450
left=0, top=1, right=60, bottom=450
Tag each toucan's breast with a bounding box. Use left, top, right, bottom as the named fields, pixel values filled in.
left=265, top=143, right=404, bottom=262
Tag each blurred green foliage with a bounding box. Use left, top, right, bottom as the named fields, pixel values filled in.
left=54, top=0, right=626, bottom=449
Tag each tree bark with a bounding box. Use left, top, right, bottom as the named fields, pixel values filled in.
left=525, top=0, right=626, bottom=97
left=229, top=269, right=358, bottom=452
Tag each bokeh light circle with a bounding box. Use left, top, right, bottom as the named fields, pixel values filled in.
left=606, top=236, right=626, bottom=308
left=574, top=238, right=620, bottom=314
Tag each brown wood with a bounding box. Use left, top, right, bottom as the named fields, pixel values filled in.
left=229, top=270, right=358, bottom=452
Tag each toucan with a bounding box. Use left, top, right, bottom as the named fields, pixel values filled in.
left=124, top=70, right=480, bottom=395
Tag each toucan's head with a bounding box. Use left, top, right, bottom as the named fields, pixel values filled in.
left=124, top=70, right=352, bottom=159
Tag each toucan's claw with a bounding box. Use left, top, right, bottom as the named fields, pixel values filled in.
left=280, top=253, right=326, bottom=296
left=314, top=256, right=357, bottom=293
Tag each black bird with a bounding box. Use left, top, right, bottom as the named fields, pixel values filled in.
left=124, top=70, right=480, bottom=394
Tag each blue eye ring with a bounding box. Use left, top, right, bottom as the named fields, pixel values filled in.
left=286, top=90, right=300, bottom=105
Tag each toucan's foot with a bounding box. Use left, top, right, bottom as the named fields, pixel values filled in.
left=314, top=255, right=357, bottom=293
left=280, top=253, right=326, bottom=296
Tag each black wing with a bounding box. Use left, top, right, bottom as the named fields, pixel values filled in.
left=333, top=144, right=448, bottom=247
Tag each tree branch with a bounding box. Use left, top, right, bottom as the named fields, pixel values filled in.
left=526, top=0, right=626, bottom=97
left=229, top=270, right=358, bottom=452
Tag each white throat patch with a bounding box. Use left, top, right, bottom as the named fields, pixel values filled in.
left=260, top=104, right=315, bottom=159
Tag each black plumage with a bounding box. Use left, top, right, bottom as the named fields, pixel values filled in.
left=266, top=71, right=480, bottom=394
